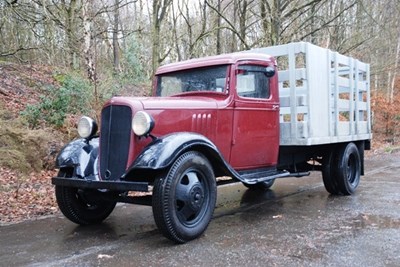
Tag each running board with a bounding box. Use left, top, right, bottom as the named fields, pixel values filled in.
left=240, top=170, right=310, bottom=185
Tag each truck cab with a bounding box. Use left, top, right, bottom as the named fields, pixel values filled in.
left=52, top=42, right=371, bottom=244
left=153, top=53, right=280, bottom=169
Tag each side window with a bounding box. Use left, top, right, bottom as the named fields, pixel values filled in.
left=237, top=65, right=270, bottom=99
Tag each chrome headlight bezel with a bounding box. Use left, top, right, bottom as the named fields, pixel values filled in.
left=132, top=111, right=155, bottom=137
left=77, top=116, right=98, bottom=139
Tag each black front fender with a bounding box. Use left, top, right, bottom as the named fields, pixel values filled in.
left=131, top=132, right=220, bottom=170
left=56, top=137, right=99, bottom=179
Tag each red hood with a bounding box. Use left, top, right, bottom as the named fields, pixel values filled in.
left=106, top=96, right=219, bottom=110
left=141, top=96, right=219, bottom=110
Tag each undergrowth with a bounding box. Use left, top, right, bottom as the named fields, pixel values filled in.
left=21, top=72, right=92, bottom=129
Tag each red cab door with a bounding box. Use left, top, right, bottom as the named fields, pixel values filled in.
left=229, top=63, right=280, bottom=170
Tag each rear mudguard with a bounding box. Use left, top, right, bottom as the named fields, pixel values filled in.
left=55, top=137, right=99, bottom=179
left=125, top=132, right=238, bottom=179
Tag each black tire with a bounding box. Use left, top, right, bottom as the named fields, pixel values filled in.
left=322, top=143, right=361, bottom=195
left=322, top=150, right=340, bottom=195
left=152, top=151, right=217, bottom=243
left=55, top=171, right=116, bottom=225
left=243, top=179, right=275, bottom=190
left=333, top=142, right=361, bottom=195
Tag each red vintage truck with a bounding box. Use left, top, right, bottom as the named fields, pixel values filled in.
left=52, top=42, right=371, bottom=243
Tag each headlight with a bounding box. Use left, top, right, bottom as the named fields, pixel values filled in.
left=132, top=111, right=155, bottom=136
left=77, top=116, right=98, bottom=139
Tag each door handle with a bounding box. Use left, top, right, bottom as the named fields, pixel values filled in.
left=272, top=105, right=279, bottom=110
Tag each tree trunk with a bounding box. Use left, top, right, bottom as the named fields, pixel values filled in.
left=65, top=0, right=78, bottom=69
left=390, top=25, right=400, bottom=104
left=260, top=1, right=270, bottom=46
left=82, top=1, right=96, bottom=84
left=113, top=0, right=120, bottom=74
left=238, top=0, right=248, bottom=50
left=151, top=0, right=172, bottom=75
left=271, top=0, right=281, bottom=45
left=216, top=0, right=221, bottom=54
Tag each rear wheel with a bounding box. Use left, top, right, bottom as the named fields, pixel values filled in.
left=334, top=143, right=361, bottom=195
left=322, top=143, right=361, bottom=195
left=322, top=150, right=340, bottom=195
left=55, top=170, right=116, bottom=225
left=152, top=151, right=217, bottom=243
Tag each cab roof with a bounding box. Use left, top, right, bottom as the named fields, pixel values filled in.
left=155, top=52, right=275, bottom=75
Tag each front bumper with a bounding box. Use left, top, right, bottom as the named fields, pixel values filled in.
left=52, top=177, right=149, bottom=192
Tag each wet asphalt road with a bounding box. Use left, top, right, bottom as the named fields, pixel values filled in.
left=1, top=152, right=400, bottom=267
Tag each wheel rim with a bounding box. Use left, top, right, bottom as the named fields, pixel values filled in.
left=175, top=169, right=209, bottom=227
left=76, top=189, right=100, bottom=210
left=346, top=153, right=358, bottom=185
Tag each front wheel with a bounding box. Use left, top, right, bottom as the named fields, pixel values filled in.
left=55, top=171, right=116, bottom=225
left=152, top=151, right=217, bottom=243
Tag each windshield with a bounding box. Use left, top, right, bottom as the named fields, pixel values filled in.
left=156, top=65, right=228, bottom=97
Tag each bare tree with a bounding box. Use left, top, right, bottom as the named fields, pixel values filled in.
left=151, top=0, right=173, bottom=74
left=1, top=0, right=399, bottom=101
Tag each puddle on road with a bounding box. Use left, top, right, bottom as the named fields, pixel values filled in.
left=348, top=213, right=400, bottom=230
left=324, top=213, right=400, bottom=241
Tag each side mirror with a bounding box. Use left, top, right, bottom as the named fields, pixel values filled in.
left=237, top=65, right=276, bottom=77
left=264, top=67, right=275, bottom=77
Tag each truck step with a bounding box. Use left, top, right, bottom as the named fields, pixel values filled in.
left=241, top=170, right=290, bottom=184
left=239, top=168, right=280, bottom=180
left=239, top=168, right=310, bottom=184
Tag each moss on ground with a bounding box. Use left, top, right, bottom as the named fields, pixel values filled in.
left=0, top=104, right=63, bottom=177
